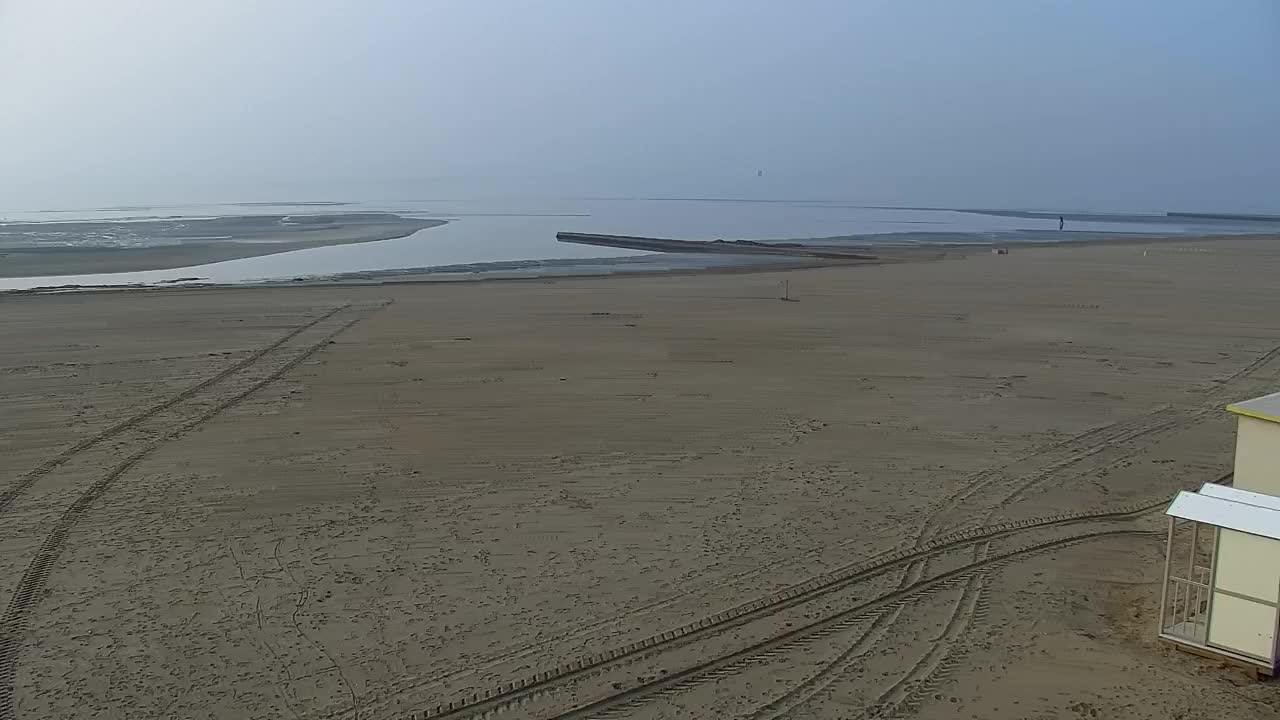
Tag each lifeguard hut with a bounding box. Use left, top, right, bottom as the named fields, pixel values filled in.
left=1228, top=391, right=1280, bottom=496
left=1158, top=391, right=1280, bottom=676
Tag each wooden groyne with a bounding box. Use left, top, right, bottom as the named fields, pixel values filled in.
left=555, top=232, right=880, bottom=260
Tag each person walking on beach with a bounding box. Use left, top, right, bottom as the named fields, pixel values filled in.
left=1059, top=215, right=1065, bottom=231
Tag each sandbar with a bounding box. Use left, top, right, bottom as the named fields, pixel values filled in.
left=0, top=212, right=444, bottom=277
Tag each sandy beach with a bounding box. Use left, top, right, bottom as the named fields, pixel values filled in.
left=0, top=214, right=444, bottom=277
left=2, top=236, right=1279, bottom=719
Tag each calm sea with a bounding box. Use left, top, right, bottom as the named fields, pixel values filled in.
left=0, top=198, right=1273, bottom=290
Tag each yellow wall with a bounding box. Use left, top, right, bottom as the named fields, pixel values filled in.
left=1214, top=529, right=1280, bottom=603
left=1234, top=416, right=1280, bottom=496
left=1208, top=593, right=1276, bottom=660
left=1208, top=529, right=1280, bottom=661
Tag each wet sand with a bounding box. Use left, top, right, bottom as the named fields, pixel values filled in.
left=0, top=214, right=444, bottom=277
left=2, top=236, right=1279, bottom=719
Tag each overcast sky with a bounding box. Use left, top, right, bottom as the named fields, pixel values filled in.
left=1, top=1, right=1276, bottom=210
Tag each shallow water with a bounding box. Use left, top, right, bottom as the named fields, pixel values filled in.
left=0, top=198, right=1273, bottom=290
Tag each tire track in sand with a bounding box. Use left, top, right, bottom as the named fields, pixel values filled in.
left=404, top=497, right=1167, bottom=720
left=739, top=407, right=1184, bottom=719
left=861, top=550, right=989, bottom=718
left=0, top=301, right=389, bottom=720
left=353, top=405, right=1185, bottom=720
left=837, top=345, right=1280, bottom=718
left=828, top=343, right=1280, bottom=720
left=0, top=303, right=351, bottom=514
left=547, top=530, right=1154, bottom=720
left=460, top=343, right=1280, bottom=720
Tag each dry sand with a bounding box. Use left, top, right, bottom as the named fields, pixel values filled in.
left=2, top=237, right=1279, bottom=719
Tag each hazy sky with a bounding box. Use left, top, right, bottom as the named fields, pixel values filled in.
left=1, top=1, right=1276, bottom=210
